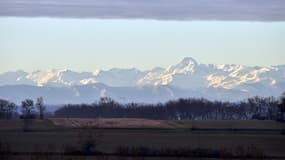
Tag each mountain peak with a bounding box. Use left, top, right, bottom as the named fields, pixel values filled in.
left=167, top=57, right=198, bottom=74
left=180, top=57, right=198, bottom=66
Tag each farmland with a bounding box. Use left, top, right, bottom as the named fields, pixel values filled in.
left=0, top=119, right=285, bottom=159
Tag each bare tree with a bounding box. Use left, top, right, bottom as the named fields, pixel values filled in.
left=98, top=97, right=115, bottom=105
left=278, top=92, right=285, bottom=120
left=0, top=99, right=9, bottom=119
left=21, top=99, right=35, bottom=119
left=6, top=102, right=16, bottom=119
left=36, top=97, right=45, bottom=119
left=0, top=99, right=17, bottom=119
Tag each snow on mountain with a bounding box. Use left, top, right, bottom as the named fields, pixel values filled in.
left=26, top=69, right=95, bottom=86
left=168, top=57, right=198, bottom=74
left=0, top=57, right=284, bottom=103
left=95, top=68, right=146, bottom=87
left=137, top=67, right=165, bottom=86
left=0, top=68, right=146, bottom=87
left=141, top=57, right=284, bottom=93
left=0, top=70, right=35, bottom=86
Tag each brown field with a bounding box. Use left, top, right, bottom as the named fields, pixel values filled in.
left=50, top=118, right=285, bottom=129
left=0, top=119, right=285, bottom=159
left=50, top=118, right=178, bottom=128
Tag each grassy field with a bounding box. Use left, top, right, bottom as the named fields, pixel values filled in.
left=0, top=119, right=285, bottom=159
left=50, top=118, right=285, bottom=129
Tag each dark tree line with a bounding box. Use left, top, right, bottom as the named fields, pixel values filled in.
left=0, top=97, right=45, bottom=119
left=54, top=94, right=285, bottom=121
left=1, top=93, right=284, bottom=121
left=0, top=99, right=17, bottom=119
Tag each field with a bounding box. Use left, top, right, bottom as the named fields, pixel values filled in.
left=0, top=118, right=285, bottom=159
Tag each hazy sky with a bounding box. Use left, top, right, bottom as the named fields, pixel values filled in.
left=1, top=0, right=285, bottom=73
left=0, top=17, right=284, bottom=73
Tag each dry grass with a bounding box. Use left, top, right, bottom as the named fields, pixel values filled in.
left=50, top=118, right=178, bottom=128
left=50, top=118, right=285, bottom=130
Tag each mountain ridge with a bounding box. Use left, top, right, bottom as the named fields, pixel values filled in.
left=0, top=57, right=284, bottom=104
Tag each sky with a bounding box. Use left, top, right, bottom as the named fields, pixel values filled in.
left=0, top=0, right=285, bottom=73
left=0, top=18, right=285, bottom=73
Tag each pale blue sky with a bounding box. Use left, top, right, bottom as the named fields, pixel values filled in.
left=0, top=17, right=285, bottom=73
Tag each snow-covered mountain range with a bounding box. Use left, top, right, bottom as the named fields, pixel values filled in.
left=0, top=57, right=284, bottom=104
